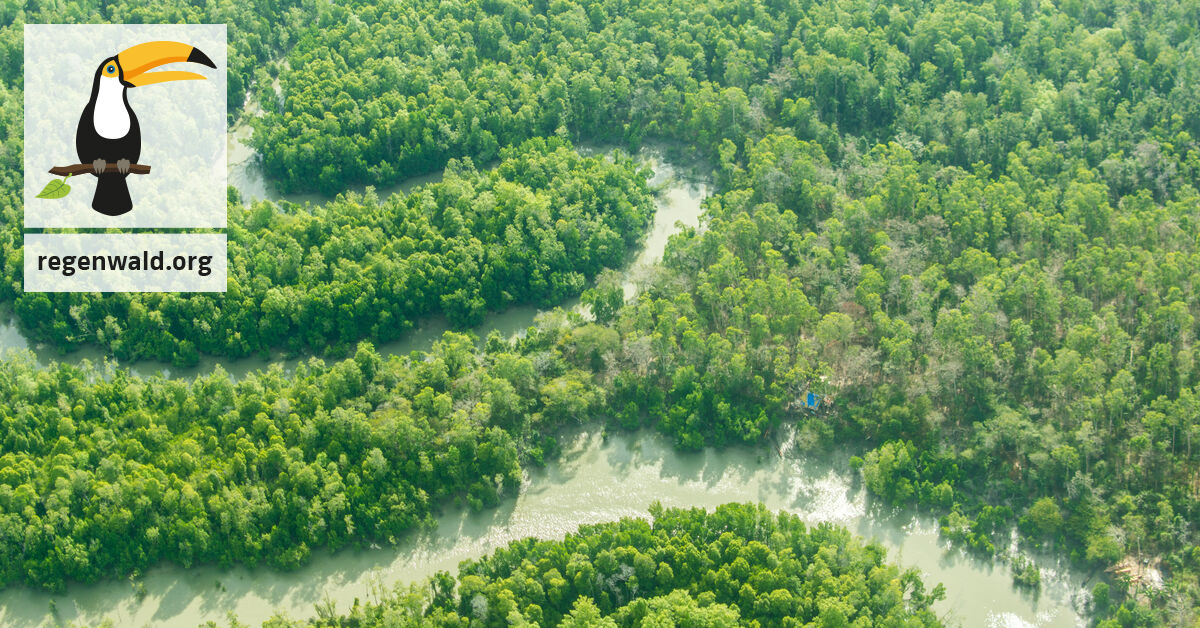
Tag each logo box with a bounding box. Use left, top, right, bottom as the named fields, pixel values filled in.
left=23, top=24, right=227, bottom=292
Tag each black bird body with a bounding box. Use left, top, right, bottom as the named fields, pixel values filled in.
left=76, top=58, right=140, bottom=216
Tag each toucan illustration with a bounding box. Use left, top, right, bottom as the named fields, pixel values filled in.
left=77, top=41, right=215, bottom=216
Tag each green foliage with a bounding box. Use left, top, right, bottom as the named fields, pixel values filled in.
left=1, top=0, right=1200, bottom=624
left=12, top=139, right=653, bottom=361
left=275, top=504, right=943, bottom=627
left=0, top=339, right=533, bottom=590
left=1011, top=555, right=1041, bottom=590
left=1023, top=497, right=1063, bottom=540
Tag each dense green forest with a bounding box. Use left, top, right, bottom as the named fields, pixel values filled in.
left=1, top=0, right=1199, bottom=625
left=0, top=334, right=555, bottom=590
left=263, top=504, right=944, bottom=626
left=12, top=139, right=654, bottom=362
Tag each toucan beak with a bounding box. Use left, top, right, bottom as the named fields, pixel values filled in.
left=117, top=41, right=216, bottom=87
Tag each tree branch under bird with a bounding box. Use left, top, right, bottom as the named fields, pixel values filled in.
left=49, top=163, right=151, bottom=176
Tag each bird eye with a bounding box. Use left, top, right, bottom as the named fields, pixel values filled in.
left=106, top=65, right=115, bottom=74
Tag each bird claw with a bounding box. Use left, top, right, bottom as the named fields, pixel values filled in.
left=92, top=159, right=106, bottom=175
left=116, top=159, right=131, bottom=174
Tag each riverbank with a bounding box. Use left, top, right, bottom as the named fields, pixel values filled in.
left=0, top=136, right=1091, bottom=628
left=0, top=428, right=1089, bottom=627
left=0, top=144, right=708, bottom=382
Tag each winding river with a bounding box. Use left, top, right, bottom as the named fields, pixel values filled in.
left=0, top=431, right=1090, bottom=627
left=0, top=142, right=708, bottom=380
left=0, top=137, right=1093, bottom=627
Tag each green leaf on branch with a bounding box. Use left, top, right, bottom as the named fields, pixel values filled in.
left=36, top=175, right=72, bottom=200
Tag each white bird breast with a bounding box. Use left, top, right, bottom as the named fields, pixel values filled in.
left=93, top=75, right=130, bottom=139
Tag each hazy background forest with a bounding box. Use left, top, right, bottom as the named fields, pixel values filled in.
left=0, top=0, right=1198, bottom=625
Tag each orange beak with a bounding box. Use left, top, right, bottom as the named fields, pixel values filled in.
left=117, top=41, right=215, bottom=87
